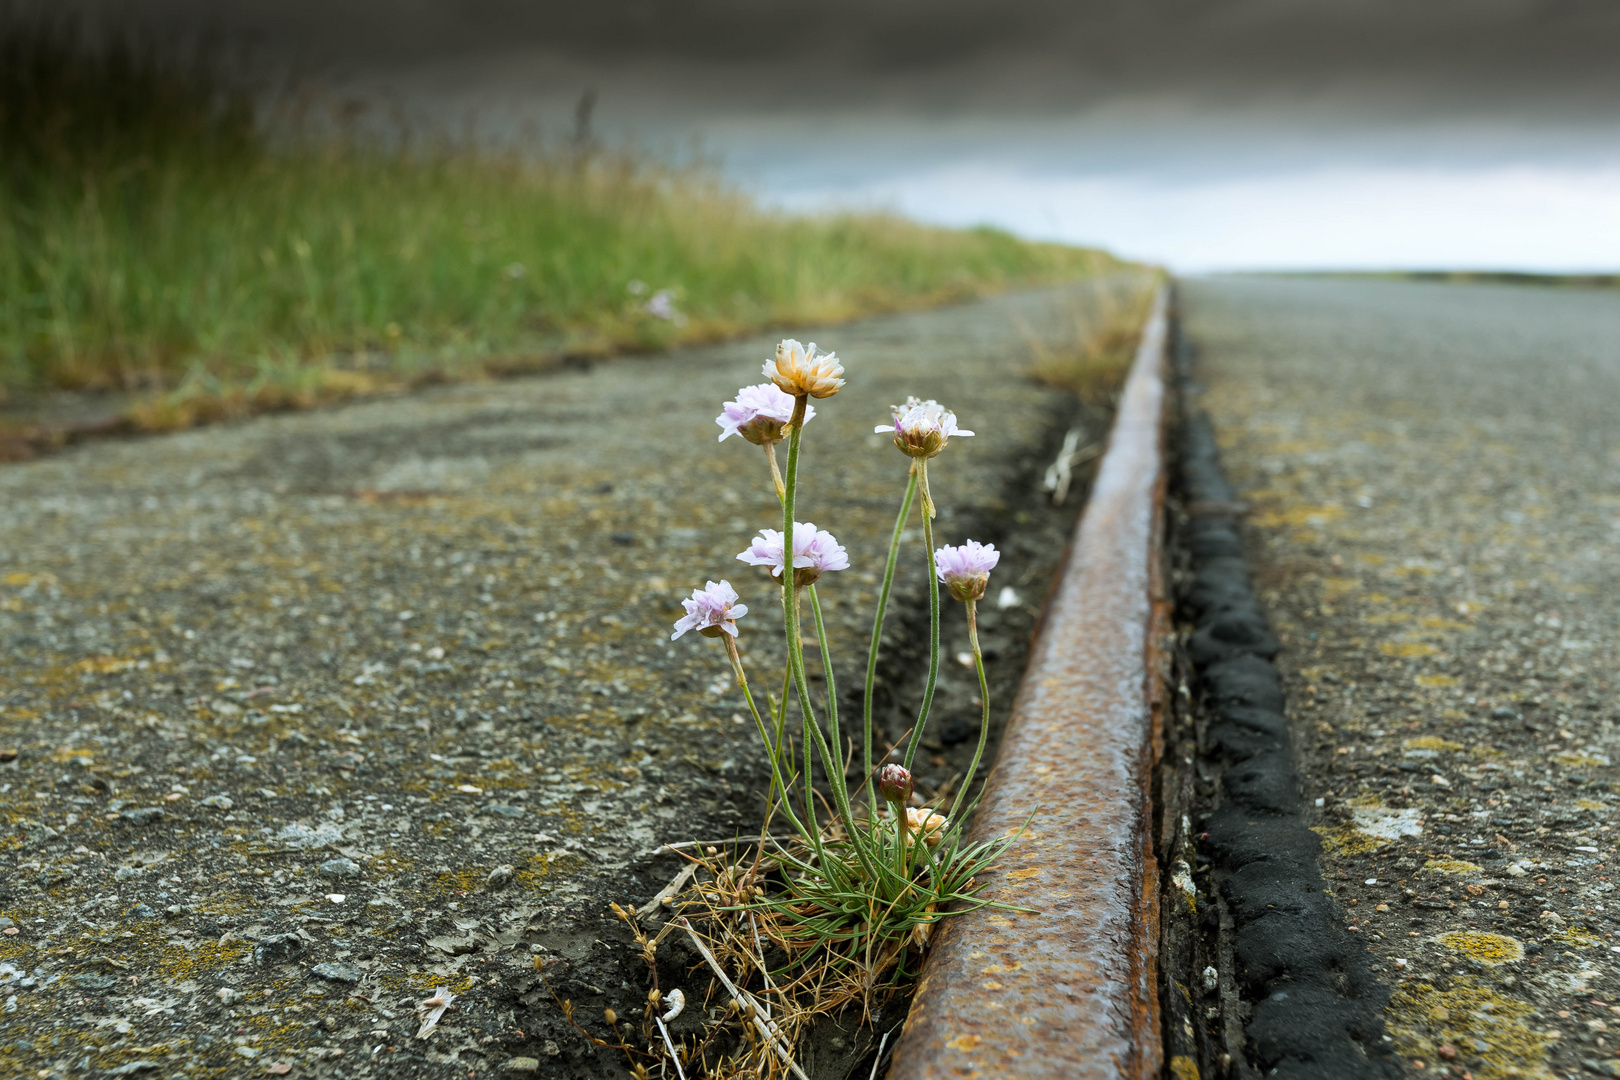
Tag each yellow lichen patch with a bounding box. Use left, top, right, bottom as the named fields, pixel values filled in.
left=1436, top=931, right=1524, bottom=965
left=1320, top=577, right=1361, bottom=600
left=1551, top=927, right=1606, bottom=949
left=1419, top=617, right=1471, bottom=631
left=1313, top=824, right=1388, bottom=856
left=1557, top=753, right=1610, bottom=769
left=1415, top=674, right=1459, bottom=688
left=1380, top=642, right=1440, bottom=658
left=1387, top=975, right=1550, bottom=1080
left=1253, top=504, right=1344, bottom=529
left=1576, top=799, right=1607, bottom=811
left=157, top=939, right=251, bottom=979
left=1169, top=1054, right=1201, bottom=1080
left=1423, top=859, right=1483, bottom=876
left=516, top=850, right=580, bottom=889
left=381, top=972, right=478, bottom=995
left=1404, top=736, right=1465, bottom=752
left=70, top=655, right=137, bottom=674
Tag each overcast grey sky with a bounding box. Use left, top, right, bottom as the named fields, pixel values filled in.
left=60, top=0, right=1620, bottom=271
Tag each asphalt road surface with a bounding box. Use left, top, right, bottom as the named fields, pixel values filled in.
left=1184, top=275, right=1620, bottom=1080
left=0, top=280, right=1130, bottom=1079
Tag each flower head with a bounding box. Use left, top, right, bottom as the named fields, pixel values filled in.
left=878, top=397, right=973, bottom=459
left=715, top=383, right=815, bottom=446
left=878, top=764, right=913, bottom=806
left=736, top=522, right=850, bottom=587
left=935, top=540, right=999, bottom=602
left=905, top=807, right=949, bottom=849
left=671, top=580, right=748, bottom=640
left=764, top=339, right=844, bottom=399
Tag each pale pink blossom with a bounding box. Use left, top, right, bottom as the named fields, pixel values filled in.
left=878, top=397, right=973, bottom=459
left=934, top=540, right=999, bottom=602
left=671, top=580, right=748, bottom=640
left=736, top=522, right=850, bottom=587
left=715, top=383, right=815, bottom=446
left=764, top=339, right=844, bottom=399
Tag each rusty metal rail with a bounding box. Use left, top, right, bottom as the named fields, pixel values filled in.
left=889, top=286, right=1171, bottom=1080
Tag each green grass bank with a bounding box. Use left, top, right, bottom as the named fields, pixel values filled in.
left=0, top=19, right=1122, bottom=433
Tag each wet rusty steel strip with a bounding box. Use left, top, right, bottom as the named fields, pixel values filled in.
left=889, top=286, right=1171, bottom=1080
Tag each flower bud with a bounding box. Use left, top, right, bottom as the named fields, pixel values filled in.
left=878, top=764, right=913, bottom=806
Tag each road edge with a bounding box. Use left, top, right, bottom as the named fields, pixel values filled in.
left=1173, top=314, right=1402, bottom=1078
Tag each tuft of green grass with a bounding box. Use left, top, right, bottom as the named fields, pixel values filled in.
left=0, top=16, right=1121, bottom=430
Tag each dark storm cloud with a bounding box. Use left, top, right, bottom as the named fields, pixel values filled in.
left=55, top=0, right=1620, bottom=115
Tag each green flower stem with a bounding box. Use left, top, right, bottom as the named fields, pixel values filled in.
left=893, top=800, right=910, bottom=881
left=807, top=586, right=843, bottom=781
left=780, top=395, right=823, bottom=852
left=775, top=665, right=791, bottom=763
left=808, top=585, right=867, bottom=865
left=723, top=633, right=809, bottom=841
left=947, top=598, right=991, bottom=824
left=862, top=468, right=919, bottom=806
left=902, top=459, right=941, bottom=773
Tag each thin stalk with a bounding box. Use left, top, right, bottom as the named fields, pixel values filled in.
left=779, top=395, right=823, bottom=851
left=903, top=459, right=941, bottom=772
left=723, top=634, right=808, bottom=841
left=807, top=586, right=843, bottom=784
left=775, top=665, right=791, bottom=765
left=765, top=442, right=785, bottom=504
left=862, top=468, right=918, bottom=806
left=808, top=584, right=868, bottom=871
left=892, top=802, right=910, bottom=882
left=947, top=598, right=991, bottom=824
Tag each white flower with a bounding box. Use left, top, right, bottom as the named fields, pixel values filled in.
left=764, top=339, right=844, bottom=399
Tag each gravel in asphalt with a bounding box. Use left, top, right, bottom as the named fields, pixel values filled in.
left=0, top=280, right=1134, bottom=1079
left=1184, top=276, right=1620, bottom=1080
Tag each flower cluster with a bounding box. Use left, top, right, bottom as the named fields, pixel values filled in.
left=665, top=336, right=1019, bottom=966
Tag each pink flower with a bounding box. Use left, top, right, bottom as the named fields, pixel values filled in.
left=764, top=339, right=845, bottom=399
left=935, top=540, right=999, bottom=602
left=878, top=397, right=973, bottom=459
left=671, top=580, right=748, bottom=640
left=736, top=522, right=850, bottom=587
left=715, top=383, right=816, bottom=446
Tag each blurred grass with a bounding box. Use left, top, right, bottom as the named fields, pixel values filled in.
left=0, top=17, right=1122, bottom=433
left=1021, top=278, right=1157, bottom=406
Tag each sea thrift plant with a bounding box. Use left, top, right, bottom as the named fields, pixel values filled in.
left=672, top=336, right=1019, bottom=998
